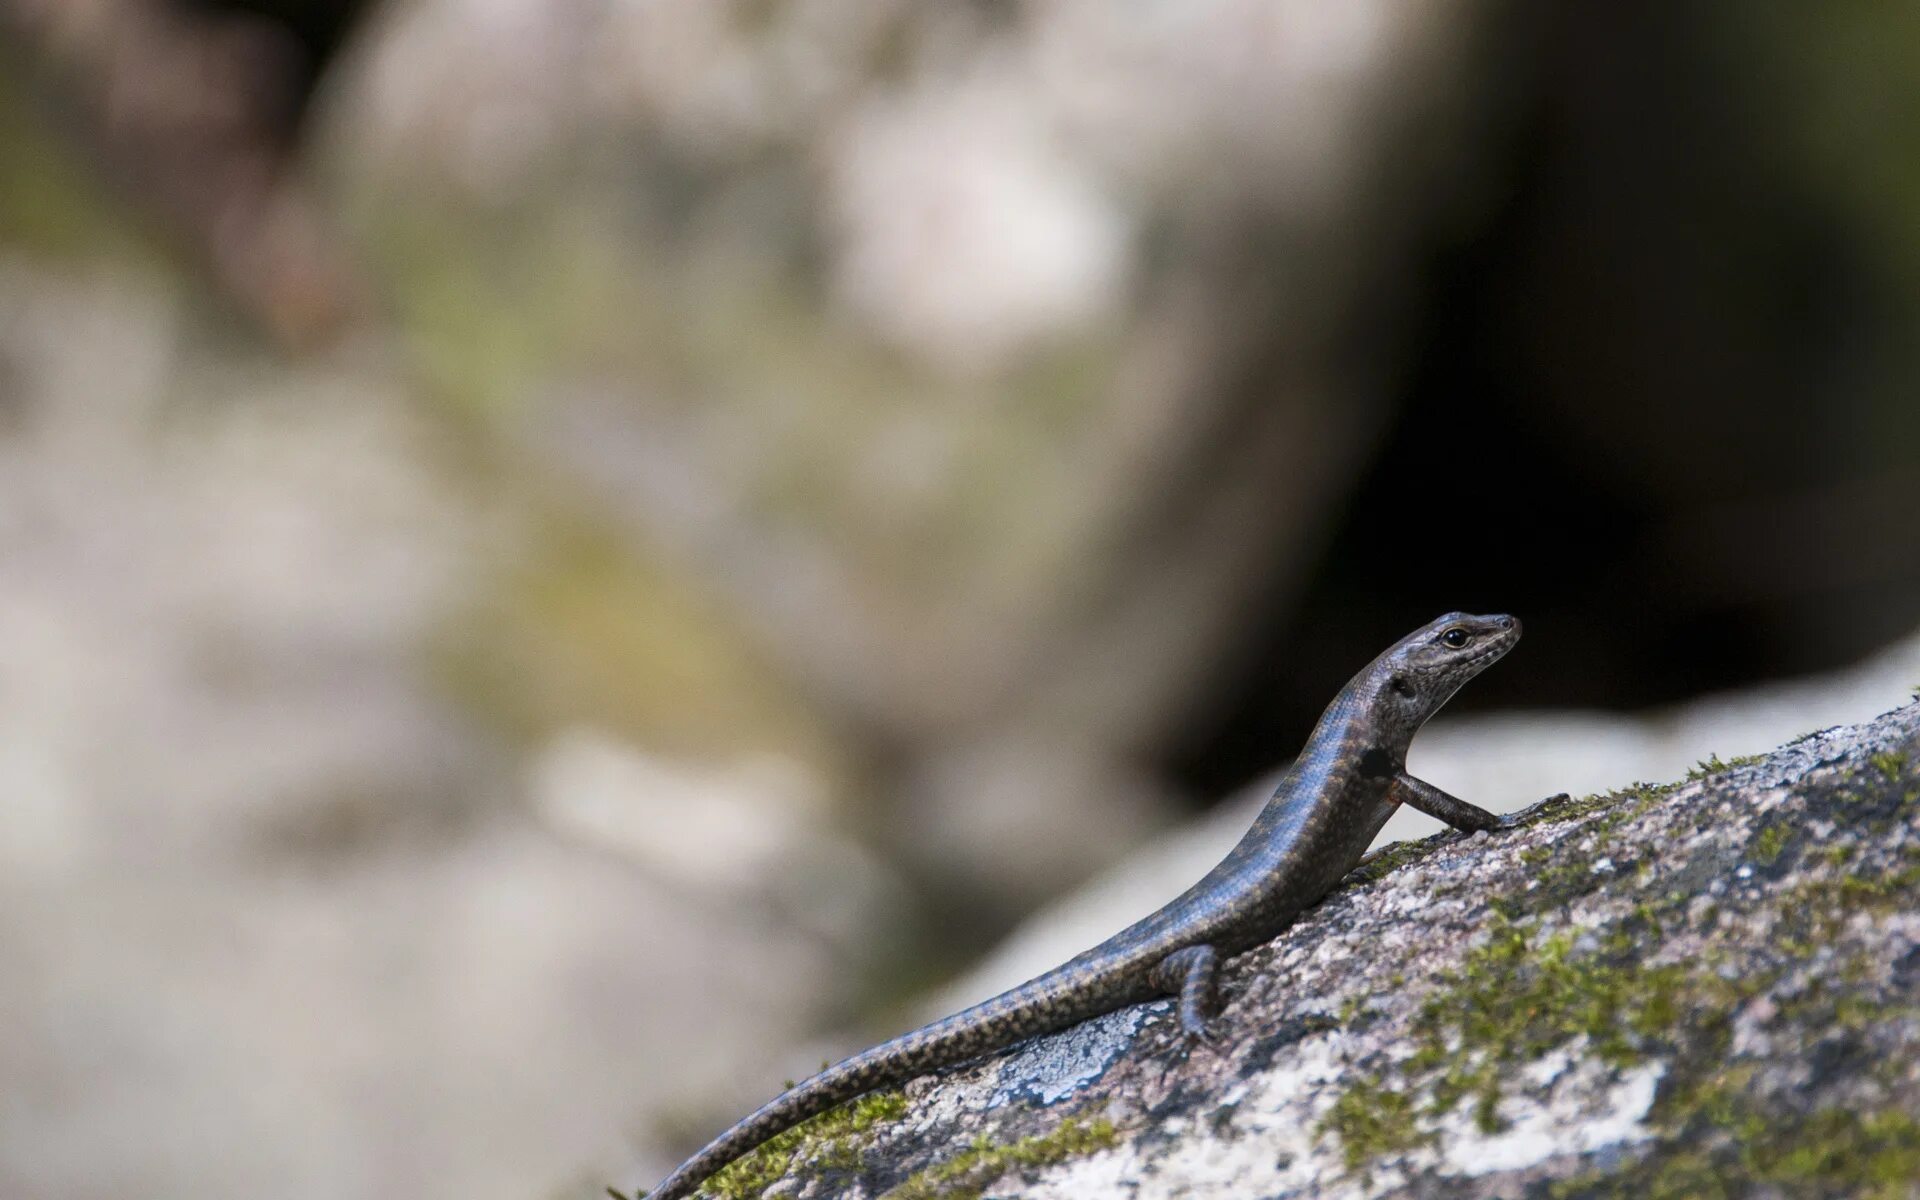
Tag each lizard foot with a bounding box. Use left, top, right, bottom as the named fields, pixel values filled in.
left=1180, top=1021, right=1226, bottom=1055
left=1499, top=793, right=1570, bottom=829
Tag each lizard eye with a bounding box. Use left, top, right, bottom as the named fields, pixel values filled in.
left=1391, top=673, right=1416, bottom=698
left=1442, top=628, right=1470, bottom=648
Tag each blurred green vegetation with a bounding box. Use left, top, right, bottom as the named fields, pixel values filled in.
left=433, top=508, right=845, bottom=772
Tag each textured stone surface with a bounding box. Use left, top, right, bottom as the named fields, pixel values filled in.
left=641, top=698, right=1920, bottom=1199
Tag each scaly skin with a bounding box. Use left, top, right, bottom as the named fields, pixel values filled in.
left=644, top=612, right=1543, bottom=1199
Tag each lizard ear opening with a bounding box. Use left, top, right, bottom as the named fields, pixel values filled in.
left=1390, top=673, right=1415, bottom=698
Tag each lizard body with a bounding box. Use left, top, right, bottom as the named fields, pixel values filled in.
left=644, top=612, right=1539, bottom=1199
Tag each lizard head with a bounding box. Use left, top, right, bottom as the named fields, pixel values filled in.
left=1370, top=612, right=1521, bottom=734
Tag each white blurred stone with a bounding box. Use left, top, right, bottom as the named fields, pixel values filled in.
left=331, top=0, right=581, bottom=198
left=529, top=728, right=898, bottom=946
left=826, top=77, right=1131, bottom=374
left=0, top=267, right=483, bottom=869
left=0, top=263, right=865, bottom=1200
left=589, top=0, right=906, bottom=158
left=900, top=732, right=1169, bottom=907
left=0, top=825, right=839, bottom=1200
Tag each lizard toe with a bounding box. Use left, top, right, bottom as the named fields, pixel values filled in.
left=1181, top=1022, right=1226, bottom=1054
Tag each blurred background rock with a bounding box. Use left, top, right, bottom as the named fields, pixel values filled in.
left=0, top=2, right=1916, bottom=1198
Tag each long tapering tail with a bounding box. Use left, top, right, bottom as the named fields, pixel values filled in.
left=644, top=1050, right=886, bottom=1200
left=645, top=962, right=1134, bottom=1199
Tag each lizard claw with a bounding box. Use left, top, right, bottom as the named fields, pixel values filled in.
left=1181, top=1022, right=1225, bottom=1054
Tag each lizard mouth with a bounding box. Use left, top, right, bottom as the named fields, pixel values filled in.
left=1456, top=635, right=1517, bottom=676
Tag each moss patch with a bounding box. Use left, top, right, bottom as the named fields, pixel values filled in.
left=1319, top=1079, right=1415, bottom=1170
left=698, top=1090, right=910, bottom=1200
left=1685, top=752, right=1764, bottom=781
left=880, top=1114, right=1118, bottom=1200
left=1520, top=780, right=1680, bottom=834
left=1493, top=782, right=1679, bottom=919
left=1318, top=740, right=1920, bottom=1184
left=1560, top=1090, right=1920, bottom=1200
left=1869, top=750, right=1909, bottom=782
left=1345, top=836, right=1449, bottom=885
left=1316, top=910, right=1701, bottom=1169
left=1749, top=823, right=1790, bottom=865
left=434, top=515, right=835, bottom=766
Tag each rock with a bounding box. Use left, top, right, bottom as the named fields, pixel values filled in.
left=319, top=0, right=1501, bottom=759
left=639, top=698, right=1920, bottom=1198
left=895, top=732, right=1172, bottom=913
left=0, top=265, right=880, bottom=1200
left=528, top=728, right=904, bottom=947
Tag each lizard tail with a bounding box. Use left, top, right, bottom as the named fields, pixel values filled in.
left=644, top=971, right=1115, bottom=1199
left=643, top=1022, right=959, bottom=1200
left=643, top=1054, right=875, bottom=1200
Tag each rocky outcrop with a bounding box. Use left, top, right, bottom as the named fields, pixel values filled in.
left=637, top=698, right=1920, bottom=1198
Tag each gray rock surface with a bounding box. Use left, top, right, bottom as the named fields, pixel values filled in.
left=637, top=697, right=1920, bottom=1198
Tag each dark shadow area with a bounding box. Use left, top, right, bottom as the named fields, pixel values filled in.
left=175, top=0, right=374, bottom=132
left=1169, top=1, right=1920, bottom=798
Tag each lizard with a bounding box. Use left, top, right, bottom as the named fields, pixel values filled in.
left=641, top=611, right=1557, bottom=1199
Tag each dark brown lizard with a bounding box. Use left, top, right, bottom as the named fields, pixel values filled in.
left=643, top=612, right=1554, bottom=1198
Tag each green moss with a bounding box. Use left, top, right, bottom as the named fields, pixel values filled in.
left=1591, top=1072, right=1920, bottom=1200
left=433, top=515, right=835, bottom=766
left=1839, top=864, right=1920, bottom=907
left=1314, top=760, right=1752, bottom=1170
left=1868, top=750, right=1909, bottom=782
left=1497, top=781, right=1694, bottom=922
left=1514, top=855, right=1609, bottom=912
left=366, top=199, right=685, bottom=420
left=702, top=1091, right=910, bottom=1200
left=1346, top=837, right=1446, bottom=884
left=1346, top=780, right=1671, bottom=894
left=1319, top=1079, right=1418, bottom=1169
left=1686, top=752, right=1764, bottom=780
left=1431, top=917, right=1684, bottom=1068
left=1751, top=824, right=1790, bottom=864
left=1533, top=780, right=1679, bottom=835
left=1776, top=853, right=1920, bottom=955
left=1523, top=791, right=1618, bottom=823
left=1325, top=738, right=1920, bottom=1181
left=1551, top=837, right=1920, bottom=1190
left=1414, top=733, right=1920, bottom=1194
left=1318, top=912, right=1699, bottom=1170
left=1753, top=1109, right=1920, bottom=1193
left=881, top=1114, right=1118, bottom=1200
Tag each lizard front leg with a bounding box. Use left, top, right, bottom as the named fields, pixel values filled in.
left=1390, top=774, right=1505, bottom=832
left=1150, top=944, right=1220, bottom=1044
left=1391, top=774, right=1569, bottom=832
